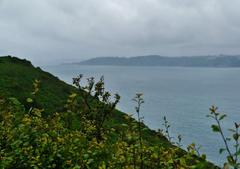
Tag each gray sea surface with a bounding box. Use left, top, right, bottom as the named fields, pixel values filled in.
left=43, top=65, right=240, bottom=166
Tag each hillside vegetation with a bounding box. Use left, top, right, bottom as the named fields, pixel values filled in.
left=0, top=56, right=220, bottom=168
left=0, top=56, right=166, bottom=144
left=0, top=56, right=74, bottom=113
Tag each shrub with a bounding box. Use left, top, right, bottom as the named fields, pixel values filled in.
left=0, top=77, right=219, bottom=168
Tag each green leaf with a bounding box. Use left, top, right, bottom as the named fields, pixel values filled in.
left=26, top=98, right=33, bottom=103
left=233, top=133, right=239, bottom=141
left=121, top=123, right=128, bottom=127
left=73, top=165, right=81, bottom=169
left=219, top=148, right=226, bottom=154
left=227, top=156, right=234, bottom=165
left=69, top=93, right=77, bottom=98
left=143, top=128, right=148, bottom=131
left=83, top=154, right=89, bottom=159
left=228, top=129, right=236, bottom=133
left=201, top=154, right=206, bottom=160
left=8, top=97, right=21, bottom=105
left=219, top=114, right=227, bottom=121
left=236, top=149, right=240, bottom=156
left=226, top=137, right=231, bottom=141
left=206, top=115, right=214, bottom=118
left=211, top=125, right=220, bottom=132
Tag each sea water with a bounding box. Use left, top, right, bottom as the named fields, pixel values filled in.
left=43, top=65, right=240, bottom=166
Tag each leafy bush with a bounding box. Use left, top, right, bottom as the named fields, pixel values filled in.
left=0, top=76, right=220, bottom=168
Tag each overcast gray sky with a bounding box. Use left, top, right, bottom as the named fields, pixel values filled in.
left=1, top=0, right=240, bottom=65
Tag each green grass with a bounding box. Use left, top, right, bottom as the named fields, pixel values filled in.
left=0, top=55, right=169, bottom=145
left=0, top=56, right=74, bottom=113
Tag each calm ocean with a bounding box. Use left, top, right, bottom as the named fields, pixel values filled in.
left=43, top=65, right=240, bottom=165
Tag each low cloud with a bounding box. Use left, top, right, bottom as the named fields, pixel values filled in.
left=0, top=0, right=240, bottom=65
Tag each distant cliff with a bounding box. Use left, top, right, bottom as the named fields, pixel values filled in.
left=76, top=55, right=240, bottom=67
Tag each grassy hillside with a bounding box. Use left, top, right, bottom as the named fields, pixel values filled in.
left=0, top=56, right=75, bottom=113
left=0, top=55, right=168, bottom=144
left=0, top=56, right=219, bottom=168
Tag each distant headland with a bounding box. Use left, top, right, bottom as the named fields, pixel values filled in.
left=73, top=55, right=240, bottom=67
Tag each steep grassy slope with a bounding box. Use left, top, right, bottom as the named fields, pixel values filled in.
left=0, top=55, right=169, bottom=145
left=0, top=56, right=74, bottom=113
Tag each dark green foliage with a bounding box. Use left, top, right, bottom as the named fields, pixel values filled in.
left=0, top=83, right=218, bottom=169
left=0, top=56, right=170, bottom=146
left=0, top=56, right=73, bottom=114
